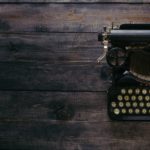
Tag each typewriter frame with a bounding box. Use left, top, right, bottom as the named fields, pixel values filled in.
left=98, top=23, right=150, bottom=121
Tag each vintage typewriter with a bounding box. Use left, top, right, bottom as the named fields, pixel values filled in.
left=98, top=23, right=150, bottom=120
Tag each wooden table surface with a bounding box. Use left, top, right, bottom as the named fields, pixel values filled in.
left=0, top=1, right=150, bottom=150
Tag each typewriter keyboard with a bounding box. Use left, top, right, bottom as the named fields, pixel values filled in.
left=108, top=87, right=150, bottom=120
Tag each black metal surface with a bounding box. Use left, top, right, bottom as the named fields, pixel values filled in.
left=120, top=24, right=150, bottom=30
left=110, top=30, right=150, bottom=43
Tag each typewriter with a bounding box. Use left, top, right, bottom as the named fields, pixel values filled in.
left=98, top=23, right=150, bottom=120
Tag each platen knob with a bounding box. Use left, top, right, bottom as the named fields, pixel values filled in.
left=106, top=47, right=127, bottom=67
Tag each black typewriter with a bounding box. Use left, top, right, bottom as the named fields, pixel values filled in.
left=98, top=23, right=150, bottom=120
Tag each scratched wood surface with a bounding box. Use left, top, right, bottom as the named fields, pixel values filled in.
left=0, top=0, right=149, bottom=3
left=0, top=2, right=150, bottom=150
left=0, top=4, right=149, bottom=32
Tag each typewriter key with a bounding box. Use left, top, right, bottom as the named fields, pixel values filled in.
left=145, top=96, right=150, bottom=101
left=128, top=108, right=133, bottom=114
left=146, top=102, right=150, bottom=107
left=111, top=102, right=117, bottom=107
left=135, top=89, right=140, bottom=94
left=117, top=95, right=123, bottom=101
left=126, top=102, right=131, bottom=107
left=131, top=95, right=136, bottom=101
left=119, top=102, right=124, bottom=107
left=128, top=89, right=133, bottom=94
left=133, top=102, right=138, bottom=107
left=121, top=89, right=126, bottom=94
left=138, top=95, right=143, bottom=101
left=142, top=89, right=147, bottom=95
left=135, top=108, right=140, bottom=114
left=139, top=102, right=144, bottom=107
left=142, top=109, right=147, bottom=114
left=124, top=95, right=129, bottom=101
left=121, top=108, right=126, bottom=114
left=114, top=108, right=120, bottom=115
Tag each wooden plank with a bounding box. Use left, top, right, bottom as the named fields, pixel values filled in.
left=0, top=33, right=110, bottom=91
left=1, top=139, right=150, bottom=150
left=0, top=0, right=149, bottom=3
left=1, top=91, right=150, bottom=149
left=0, top=33, right=101, bottom=63
left=0, top=4, right=149, bottom=32
left=0, top=91, right=108, bottom=122
left=0, top=121, right=150, bottom=150
left=0, top=62, right=111, bottom=91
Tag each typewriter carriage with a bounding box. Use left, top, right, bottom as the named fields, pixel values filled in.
left=98, top=23, right=150, bottom=85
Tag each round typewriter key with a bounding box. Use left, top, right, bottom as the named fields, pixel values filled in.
left=121, top=108, right=126, bottom=114
left=121, top=89, right=126, bottom=94
left=126, top=102, right=131, bottom=107
left=145, top=96, right=150, bottom=101
left=138, top=95, right=143, bottom=101
left=135, top=89, right=140, bottom=94
left=133, top=102, right=138, bottom=107
left=124, top=95, right=129, bottom=101
left=128, top=89, right=133, bottom=94
left=131, top=95, right=136, bottom=101
left=119, top=102, right=124, bottom=107
left=114, top=108, right=120, bottom=115
left=139, top=102, right=144, bottom=107
left=128, top=108, right=133, bottom=114
left=142, top=89, right=147, bottom=95
left=135, top=108, right=140, bottom=114
left=111, top=102, right=117, bottom=107
left=146, top=102, right=150, bottom=107
left=117, top=95, right=123, bottom=101
left=142, top=108, right=147, bottom=114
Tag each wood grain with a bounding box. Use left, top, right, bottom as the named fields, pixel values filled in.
left=0, top=62, right=111, bottom=91
left=0, top=121, right=150, bottom=150
left=0, top=0, right=149, bottom=3
left=0, top=4, right=149, bottom=32
left=0, top=1, right=149, bottom=150
left=0, top=33, right=101, bottom=63
left=0, top=91, right=108, bottom=122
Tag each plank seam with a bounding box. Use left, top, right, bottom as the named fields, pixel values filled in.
left=0, top=89, right=107, bottom=92
left=0, top=2, right=149, bottom=4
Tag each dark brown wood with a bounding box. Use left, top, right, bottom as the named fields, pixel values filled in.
left=0, top=33, right=101, bottom=63
left=0, top=33, right=111, bottom=91
left=0, top=91, right=108, bottom=122
left=0, top=4, right=149, bottom=32
left=0, top=62, right=110, bottom=91
left=0, top=0, right=149, bottom=3
left=0, top=121, right=150, bottom=150
left=0, top=2, right=149, bottom=150
left=3, top=91, right=150, bottom=150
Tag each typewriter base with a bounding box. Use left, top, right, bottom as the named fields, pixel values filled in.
left=108, top=114, right=150, bottom=121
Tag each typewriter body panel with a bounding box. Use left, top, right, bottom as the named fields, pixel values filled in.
left=98, top=24, right=150, bottom=121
